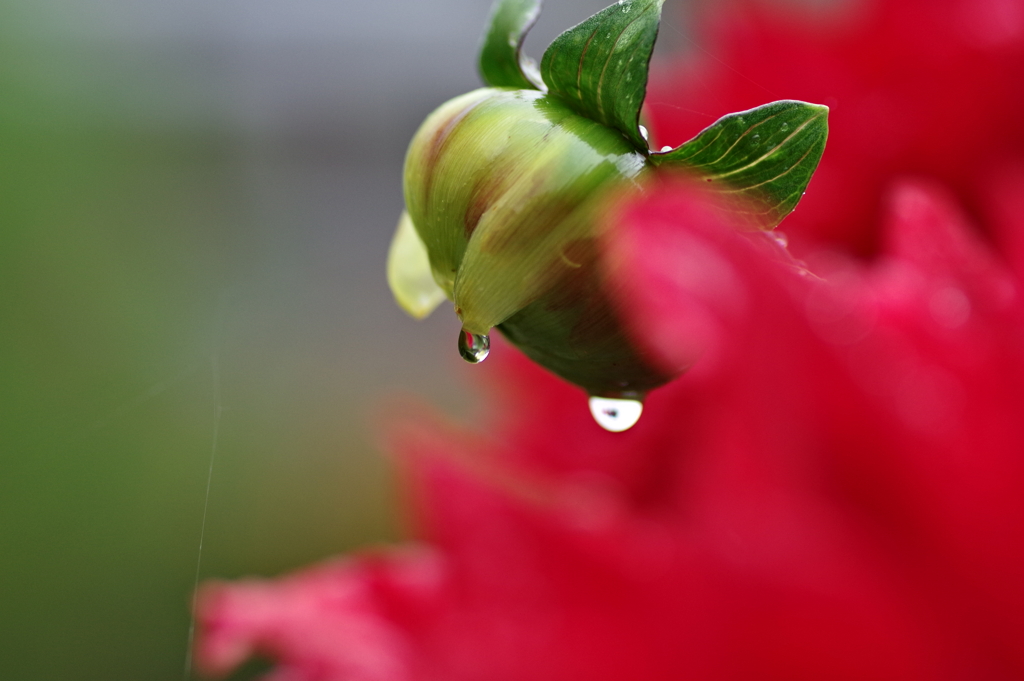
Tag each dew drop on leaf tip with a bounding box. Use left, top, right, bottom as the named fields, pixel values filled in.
left=458, top=329, right=490, bottom=363
left=588, top=396, right=644, bottom=432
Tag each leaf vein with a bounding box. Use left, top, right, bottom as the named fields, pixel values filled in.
left=663, top=126, right=725, bottom=161
left=698, top=111, right=783, bottom=167
left=715, top=142, right=818, bottom=193
left=577, top=28, right=601, bottom=103
left=707, top=113, right=822, bottom=180
left=596, top=8, right=647, bottom=121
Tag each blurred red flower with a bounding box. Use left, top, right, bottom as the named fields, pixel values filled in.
left=194, top=1, right=1024, bottom=679
left=647, top=0, right=1024, bottom=256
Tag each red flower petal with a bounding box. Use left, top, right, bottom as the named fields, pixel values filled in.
left=195, top=1, right=1024, bottom=678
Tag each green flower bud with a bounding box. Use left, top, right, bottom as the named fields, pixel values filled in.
left=387, top=0, right=828, bottom=425
left=405, top=88, right=645, bottom=330
left=402, top=85, right=656, bottom=395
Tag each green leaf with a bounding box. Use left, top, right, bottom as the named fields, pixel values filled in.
left=387, top=211, right=447, bottom=319
left=479, top=0, right=543, bottom=90
left=652, top=100, right=829, bottom=227
left=540, top=0, right=664, bottom=151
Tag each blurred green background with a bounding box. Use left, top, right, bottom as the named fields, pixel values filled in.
left=0, top=0, right=658, bottom=678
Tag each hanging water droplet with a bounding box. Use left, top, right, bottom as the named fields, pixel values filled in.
left=588, top=396, right=643, bottom=432
left=639, top=125, right=649, bottom=141
left=458, top=329, right=490, bottom=363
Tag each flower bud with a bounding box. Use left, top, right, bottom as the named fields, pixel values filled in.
left=403, top=87, right=646, bottom=337
left=387, top=0, right=827, bottom=411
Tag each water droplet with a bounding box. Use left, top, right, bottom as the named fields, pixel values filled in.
left=773, top=231, right=789, bottom=248
left=622, top=4, right=630, bottom=11
left=458, top=329, right=490, bottom=363
left=588, top=396, right=643, bottom=432
left=780, top=122, right=789, bottom=131
left=639, top=125, right=649, bottom=141
left=660, top=145, right=673, bottom=152
left=752, top=133, right=761, bottom=143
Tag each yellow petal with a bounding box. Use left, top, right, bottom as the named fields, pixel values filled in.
left=386, top=211, right=447, bottom=319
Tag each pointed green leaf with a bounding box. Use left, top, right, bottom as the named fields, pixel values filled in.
left=653, top=100, right=829, bottom=227
left=479, top=0, right=543, bottom=90
left=540, top=0, right=664, bottom=151
left=387, top=211, right=447, bottom=319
